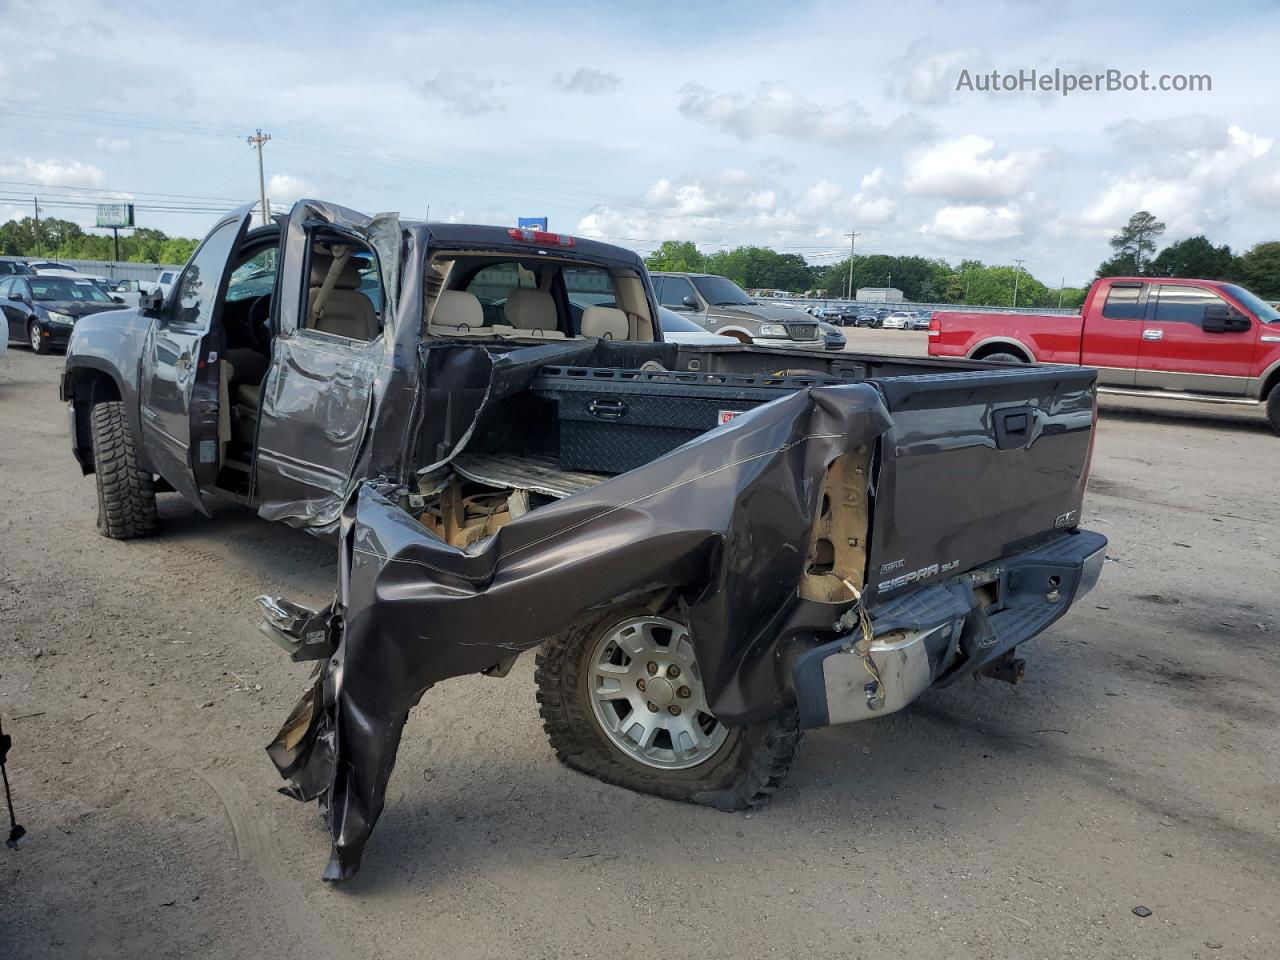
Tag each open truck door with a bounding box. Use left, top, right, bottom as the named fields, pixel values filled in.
left=251, top=199, right=401, bottom=530
left=139, top=204, right=257, bottom=513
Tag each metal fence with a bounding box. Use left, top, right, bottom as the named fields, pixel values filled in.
left=4, top=257, right=183, bottom=284
left=779, top=297, right=1078, bottom=316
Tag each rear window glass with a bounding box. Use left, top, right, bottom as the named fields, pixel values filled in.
left=1101, top=284, right=1144, bottom=320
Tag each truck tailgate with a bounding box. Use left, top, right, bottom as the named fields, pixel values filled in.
left=866, top=366, right=1096, bottom=602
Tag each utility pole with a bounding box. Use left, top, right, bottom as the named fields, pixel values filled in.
left=32, top=197, right=41, bottom=256
left=1012, top=258, right=1026, bottom=308
left=1058, top=275, right=1065, bottom=309
left=247, top=129, right=272, bottom=226
left=844, top=230, right=861, bottom=301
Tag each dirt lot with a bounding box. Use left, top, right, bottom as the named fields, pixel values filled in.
left=2, top=340, right=1277, bottom=959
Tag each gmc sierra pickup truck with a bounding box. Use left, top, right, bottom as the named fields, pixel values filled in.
left=928, top=276, right=1280, bottom=433
left=61, top=200, right=1106, bottom=880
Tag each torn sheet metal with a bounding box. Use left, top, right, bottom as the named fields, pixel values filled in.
left=269, top=375, right=893, bottom=880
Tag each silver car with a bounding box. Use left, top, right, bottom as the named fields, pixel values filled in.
left=651, top=272, right=824, bottom=349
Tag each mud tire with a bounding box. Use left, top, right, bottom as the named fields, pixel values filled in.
left=90, top=400, right=158, bottom=539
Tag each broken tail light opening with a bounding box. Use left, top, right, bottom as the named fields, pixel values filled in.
left=927, top=316, right=941, bottom=338
left=507, top=227, right=576, bottom=248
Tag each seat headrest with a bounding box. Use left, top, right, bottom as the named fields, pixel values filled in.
left=432, top=290, right=483, bottom=331
left=581, top=305, right=629, bottom=340
left=504, top=288, right=557, bottom=332
left=310, top=257, right=364, bottom=290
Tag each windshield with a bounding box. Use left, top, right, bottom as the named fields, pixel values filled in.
left=1222, top=284, right=1280, bottom=323
left=658, top=307, right=705, bottom=332
left=30, top=277, right=112, bottom=303
left=691, top=276, right=753, bottom=306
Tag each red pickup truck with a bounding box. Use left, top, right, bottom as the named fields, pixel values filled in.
left=928, top=276, right=1280, bottom=433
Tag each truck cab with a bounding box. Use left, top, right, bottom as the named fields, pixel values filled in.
left=62, top=204, right=662, bottom=534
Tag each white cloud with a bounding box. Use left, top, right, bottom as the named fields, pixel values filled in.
left=890, top=48, right=981, bottom=105
left=268, top=173, right=316, bottom=206
left=554, top=68, right=621, bottom=95
left=0, top=157, right=105, bottom=188
left=419, top=70, right=504, bottom=115
left=577, top=168, right=896, bottom=250
left=677, top=81, right=933, bottom=146
left=1076, top=123, right=1280, bottom=238
left=903, top=135, right=1045, bottom=202
left=923, top=203, right=1025, bottom=242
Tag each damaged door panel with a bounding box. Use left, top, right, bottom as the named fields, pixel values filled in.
left=252, top=200, right=402, bottom=529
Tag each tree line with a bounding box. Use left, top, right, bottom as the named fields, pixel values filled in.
left=645, top=240, right=1086, bottom=307
left=0, top=216, right=199, bottom=265
left=1096, top=211, right=1280, bottom=299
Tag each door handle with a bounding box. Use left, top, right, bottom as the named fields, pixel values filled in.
left=1142, top=329, right=1163, bottom=341
left=587, top=398, right=628, bottom=420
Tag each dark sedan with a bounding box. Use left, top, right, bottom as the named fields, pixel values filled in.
left=2, top=275, right=127, bottom=354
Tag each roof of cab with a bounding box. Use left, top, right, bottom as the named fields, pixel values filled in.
left=413, top=222, right=645, bottom=270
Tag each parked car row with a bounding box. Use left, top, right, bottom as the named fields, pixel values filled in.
left=804, top=304, right=931, bottom=330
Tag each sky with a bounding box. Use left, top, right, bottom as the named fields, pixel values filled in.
left=2, top=0, right=1278, bottom=286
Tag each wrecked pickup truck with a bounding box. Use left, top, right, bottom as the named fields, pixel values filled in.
left=61, top=200, right=1107, bottom=881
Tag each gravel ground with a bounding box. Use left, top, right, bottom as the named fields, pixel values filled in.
left=1, top=342, right=1277, bottom=959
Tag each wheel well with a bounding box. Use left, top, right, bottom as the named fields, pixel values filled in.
left=970, top=341, right=1032, bottom=363
left=1262, top=367, right=1280, bottom=402
left=68, top=369, right=123, bottom=473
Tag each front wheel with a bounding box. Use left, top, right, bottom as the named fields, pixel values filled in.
left=29, top=321, right=49, bottom=355
left=535, top=602, right=803, bottom=810
left=1267, top=389, right=1280, bottom=435
left=90, top=400, right=159, bottom=539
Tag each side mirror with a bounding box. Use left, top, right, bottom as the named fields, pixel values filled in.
left=8, top=292, right=23, bottom=301
left=139, top=288, right=165, bottom=315
left=681, top=294, right=699, bottom=309
left=1203, top=303, right=1250, bottom=333
left=111, top=295, right=125, bottom=304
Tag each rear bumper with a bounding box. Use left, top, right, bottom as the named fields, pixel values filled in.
left=792, top=529, right=1107, bottom=729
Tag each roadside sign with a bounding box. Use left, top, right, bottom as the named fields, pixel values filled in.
left=518, top=217, right=548, bottom=231
left=96, top=203, right=136, bottom=228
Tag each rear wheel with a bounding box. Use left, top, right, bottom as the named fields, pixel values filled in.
left=1267, top=388, right=1280, bottom=435
left=28, top=321, right=49, bottom=355
left=535, top=602, right=803, bottom=810
left=90, top=400, right=158, bottom=539
left=979, top=351, right=1026, bottom=364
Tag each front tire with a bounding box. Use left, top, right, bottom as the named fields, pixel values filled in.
left=29, top=322, right=49, bottom=355
left=90, top=400, right=159, bottom=539
left=535, top=602, right=803, bottom=811
left=1267, top=388, right=1280, bottom=435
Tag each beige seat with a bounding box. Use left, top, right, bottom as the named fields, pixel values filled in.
left=308, top=258, right=379, bottom=341
left=430, top=290, right=485, bottom=336
left=504, top=288, right=563, bottom=338
left=582, top=305, right=629, bottom=340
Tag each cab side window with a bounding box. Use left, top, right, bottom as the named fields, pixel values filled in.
left=1101, top=284, right=1144, bottom=319
left=174, top=220, right=240, bottom=329
left=1152, top=285, right=1227, bottom=327
left=305, top=243, right=384, bottom=342
left=659, top=276, right=696, bottom=309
